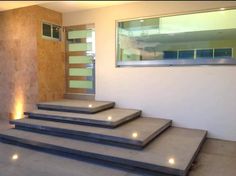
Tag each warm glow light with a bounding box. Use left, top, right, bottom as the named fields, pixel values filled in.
left=220, top=7, right=225, bottom=11
left=168, top=158, right=175, bottom=165
left=132, top=132, right=138, bottom=138
left=11, top=154, right=18, bottom=160
left=107, top=116, right=112, bottom=121
left=140, top=19, right=144, bottom=22
left=13, top=89, right=24, bottom=120
left=88, top=104, right=93, bottom=108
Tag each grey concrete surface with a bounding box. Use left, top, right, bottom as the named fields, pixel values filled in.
left=0, top=142, right=139, bottom=176
left=28, top=108, right=141, bottom=127
left=37, top=99, right=115, bottom=113
left=189, top=139, right=236, bottom=176
left=0, top=138, right=235, bottom=176
left=0, top=118, right=11, bottom=131
left=1, top=119, right=235, bottom=176
left=11, top=117, right=171, bottom=148
left=0, top=127, right=206, bottom=176
left=200, top=138, right=236, bottom=157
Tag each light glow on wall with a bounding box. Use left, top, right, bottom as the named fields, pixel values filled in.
left=13, top=88, right=24, bottom=120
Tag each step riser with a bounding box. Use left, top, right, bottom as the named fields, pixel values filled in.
left=28, top=111, right=141, bottom=128
left=29, top=115, right=116, bottom=128
left=0, top=135, right=182, bottom=176
left=37, top=103, right=115, bottom=114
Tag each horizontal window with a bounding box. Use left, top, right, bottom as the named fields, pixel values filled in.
left=42, top=22, right=61, bottom=41
left=116, top=8, right=236, bottom=66
left=214, top=48, right=232, bottom=58
left=196, top=49, right=213, bottom=58
left=179, top=50, right=194, bottom=59
left=163, top=51, right=178, bottom=59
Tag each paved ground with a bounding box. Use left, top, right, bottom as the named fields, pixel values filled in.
left=189, top=138, right=236, bottom=176
left=0, top=118, right=11, bottom=131
left=0, top=118, right=235, bottom=176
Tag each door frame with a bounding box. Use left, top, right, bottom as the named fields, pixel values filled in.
left=64, top=23, right=95, bottom=94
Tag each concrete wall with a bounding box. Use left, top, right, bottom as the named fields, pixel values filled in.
left=0, top=6, right=64, bottom=120
left=63, top=1, right=236, bottom=141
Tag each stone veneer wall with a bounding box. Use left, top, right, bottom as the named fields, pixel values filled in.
left=35, top=6, right=65, bottom=102
left=0, top=6, right=65, bottom=120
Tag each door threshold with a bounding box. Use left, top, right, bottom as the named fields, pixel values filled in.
left=64, top=93, right=95, bottom=100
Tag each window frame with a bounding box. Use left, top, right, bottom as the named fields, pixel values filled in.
left=41, top=21, right=62, bottom=41
left=115, top=7, right=236, bottom=67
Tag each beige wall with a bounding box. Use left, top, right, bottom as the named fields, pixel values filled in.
left=0, top=6, right=65, bottom=120
left=63, top=1, right=236, bottom=141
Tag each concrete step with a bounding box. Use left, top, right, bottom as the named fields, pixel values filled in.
left=0, top=143, right=150, bottom=176
left=37, top=99, right=115, bottom=114
left=27, top=108, right=141, bottom=128
left=10, top=117, right=171, bottom=149
left=0, top=127, right=207, bottom=176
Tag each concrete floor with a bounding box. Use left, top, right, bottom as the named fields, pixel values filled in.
left=189, top=139, right=236, bottom=176
left=0, top=119, right=235, bottom=176
left=0, top=118, right=12, bottom=131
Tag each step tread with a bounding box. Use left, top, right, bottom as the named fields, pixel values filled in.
left=0, top=143, right=140, bottom=176
left=11, top=117, right=171, bottom=147
left=0, top=127, right=207, bottom=176
left=27, top=108, right=141, bottom=127
left=37, top=99, right=115, bottom=113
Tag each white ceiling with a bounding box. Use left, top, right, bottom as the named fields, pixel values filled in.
left=40, top=1, right=134, bottom=13
left=0, top=1, right=134, bottom=13
left=0, top=1, right=46, bottom=11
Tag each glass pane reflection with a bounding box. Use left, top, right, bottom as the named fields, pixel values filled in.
left=117, top=9, right=236, bottom=65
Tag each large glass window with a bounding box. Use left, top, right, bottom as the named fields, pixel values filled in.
left=116, top=8, right=236, bottom=66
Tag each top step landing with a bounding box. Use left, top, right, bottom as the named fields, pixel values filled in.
left=37, top=99, right=115, bottom=114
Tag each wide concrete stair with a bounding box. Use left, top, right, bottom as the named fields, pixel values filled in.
left=10, top=117, right=170, bottom=149
left=0, top=99, right=207, bottom=176
left=37, top=99, right=115, bottom=113
left=27, top=108, right=141, bottom=128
